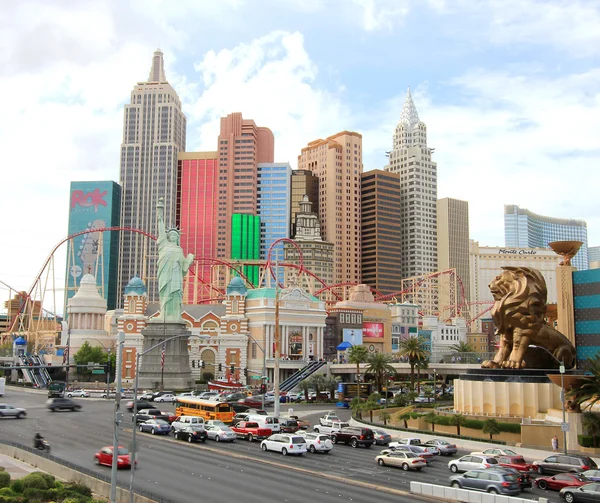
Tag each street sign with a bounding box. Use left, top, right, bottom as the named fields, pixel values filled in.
left=92, top=369, right=105, bottom=375
left=561, top=422, right=569, bottom=432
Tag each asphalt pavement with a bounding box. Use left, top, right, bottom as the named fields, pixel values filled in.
left=0, top=388, right=575, bottom=503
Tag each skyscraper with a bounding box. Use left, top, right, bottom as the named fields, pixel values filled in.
left=437, top=198, right=471, bottom=303
left=117, top=49, right=187, bottom=305
left=385, top=88, right=438, bottom=279
left=360, top=170, right=401, bottom=295
left=298, top=131, right=363, bottom=286
left=504, top=204, right=588, bottom=270
left=216, top=113, right=274, bottom=260
left=290, top=170, right=319, bottom=236
left=177, top=151, right=219, bottom=303
left=257, top=163, right=292, bottom=282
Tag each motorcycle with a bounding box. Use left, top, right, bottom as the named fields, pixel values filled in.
left=34, top=439, right=50, bottom=453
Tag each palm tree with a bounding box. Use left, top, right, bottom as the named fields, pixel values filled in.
left=567, top=353, right=600, bottom=411
left=398, top=336, right=429, bottom=391
left=415, top=357, right=428, bottom=394
left=397, top=411, right=414, bottom=429
left=449, top=413, right=467, bottom=436
left=582, top=411, right=600, bottom=447
left=324, top=375, right=341, bottom=402
left=347, top=345, right=369, bottom=400
left=298, top=379, right=311, bottom=402
left=364, top=399, right=377, bottom=422
left=365, top=352, right=396, bottom=394
left=350, top=396, right=364, bottom=420
left=380, top=411, right=391, bottom=426
left=482, top=418, right=501, bottom=440
left=308, top=374, right=327, bottom=402
left=424, top=412, right=437, bottom=432
left=451, top=341, right=474, bottom=354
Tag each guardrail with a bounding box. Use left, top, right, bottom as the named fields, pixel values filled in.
left=0, top=439, right=175, bottom=503
left=410, top=481, right=547, bottom=503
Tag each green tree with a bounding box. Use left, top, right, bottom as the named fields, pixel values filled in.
left=298, top=379, right=311, bottom=402
left=582, top=411, right=600, bottom=447
left=398, top=337, right=429, bottom=391
left=347, top=345, right=369, bottom=400
left=449, top=413, right=468, bottom=436
left=364, top=399, right=378, bottom=422
left=482, top=418, right=501, bottom=440
left=397, top=411, right=414, bottom=429
left=365, top=352, right=396, bottom=394
left=415, top=357, right=429, bottom=394
left=380, top=411, right=391, bottom=426
left=308, top=374, right=327, bottom=402
left=451, top=341, right=474, bottom=353
left=73, top=342, right=108, bottom=376
left=567, top=353, right=600, bottom=411
left=350, top=396, right=364, bottom=420
left=424, top=412, right=438, bottom=432
left=393, top=393, right=409, bottom=407
left=324, top=375, right=341, bottom=402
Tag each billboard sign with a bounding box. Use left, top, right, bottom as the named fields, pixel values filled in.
left=363, top=322, right=384, bottom=338
left=342, top=328, right=363, bottom=346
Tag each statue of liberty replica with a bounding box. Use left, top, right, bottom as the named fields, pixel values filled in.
left=137, top=197, right=195, bottom=389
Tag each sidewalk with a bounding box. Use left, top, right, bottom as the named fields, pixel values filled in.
left=0, top=453, right=39, bottom=479
left=349, top=417, right=600, bottom=465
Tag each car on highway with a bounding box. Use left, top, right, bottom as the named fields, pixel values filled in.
left=319, top=411, right=340, bottom=426
left=413, top=395, right=435, bottom=403
left=279, top=419, right=300, bottom=434
left=205, top=425, right=237, bottom=442
left=471, top=447, right=519, bottom=457
left=171, top=416, right=205, bottom=433
left=139, top=392, right=154, bottom=400
left=65, top=389, right=89, bottom=398
left=0, top=404, right=26, bottom=419
left=560, top=482, right=600, bottom=503
left=132, top=409, right=171, bottom=424
left=449, top=469, right=521, bottom=496
left=174, top=426, right=208, bottom=443
left=46, top=398, right=81, bottom=412
left=496, top=455, right=535, bottom=473
left=422, top=439, right=458, bottom=456
left=231, top=421, right=272, bottom=441
left=389, top=444, right=435, bottom=463
left=238, top=396, right=264, bottom=408
left=153, top=393, right=176, bottom=403
left=392, top=438, right=440, bottom=455
left=175, top=392, right=196, bottom=400
left=494, top=466, right=533, bottom=490
left=261, top=434, right=307, bottom=456
left=284, top=415, right=310, bottom=430
left=94, top=445, right=133, bottom=469
left=126, top=400, right=154, bottom=412
left=448, top=455, right=500, bottom=473
left=376, top=451, right=427, bottom=471
left=138, top=419, right=172, bottom=435
left=581, top=470, right=600, bottom=482
left=219, top=392, right=246, bottom=402
left=372, top=429, right=392, bottom=446
left=150, top=390, right=174, bottom=401
left=230, top=403, right=251, bottom=414
left=535, top=473, right=591, bottom=491
left=297, top=432, right=333, bottom=454
left=533, top=455, right=598, bottom=475
left=196, top=391, right=219, bottom=400
left=331, top=427, right=374, bottom=449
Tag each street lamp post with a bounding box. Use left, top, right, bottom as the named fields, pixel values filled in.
left=128, top=333, right=208, bottom=503
left=530, top=344, right=568, bottom=455
left=273, top=260, right=281, bottom=418
left=247, top=334, right=266, bottom=410
left=109, top=331, right=125, bottom=503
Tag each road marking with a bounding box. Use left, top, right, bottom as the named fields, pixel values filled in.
left=122, top=428, right=431, bottom=500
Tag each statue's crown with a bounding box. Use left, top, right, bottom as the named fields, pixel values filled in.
left=167, top=227, right=181, bottom=235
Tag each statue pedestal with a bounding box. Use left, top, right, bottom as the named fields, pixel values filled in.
left=137, top=322, right=193, bottom=390
left=454, top=369, right=564, bottom=419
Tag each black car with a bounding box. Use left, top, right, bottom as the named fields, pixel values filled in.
left=174, top=426, right=208, bottom=443
left=534, top=454, right=598, bottom=475
left=46, top=398, right=81, bottom=412
left=230, top=403, right=251, bottom=414
left=132, top=409, right=171, bottom=424
left=126, top=400, right=154, bottom=412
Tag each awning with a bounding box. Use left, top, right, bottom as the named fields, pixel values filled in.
left=336, top=341, right=353, bottom=351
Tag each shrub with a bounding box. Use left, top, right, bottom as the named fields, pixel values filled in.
left=20, top=473, right=48, bottom=490
left=498, top=422, right=521, bottom=434
left=0, top=472, right=9, bottom=489
left=10, top=480, right=23, bottom=493
left=578, top=434, right=600, bottom=448
left=0, top=488, right=13, bottom=497
left=23, top=487, right=46, bottom=501
left=66, top=482, right=92, bottom=497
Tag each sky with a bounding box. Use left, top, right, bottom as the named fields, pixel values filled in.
left=1, top=0, right=599, bottom=305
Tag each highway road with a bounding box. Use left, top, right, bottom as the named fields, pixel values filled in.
left=0, top=388, right=564, bottom=503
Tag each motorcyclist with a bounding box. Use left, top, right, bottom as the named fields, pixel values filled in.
left=34, top=433, right=44, bottom=449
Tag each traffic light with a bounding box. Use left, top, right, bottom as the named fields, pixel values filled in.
left=201, top=361, right=205, bottom=369
left=243, top=368, right=248, bottom=378
left=192, top=360, right=196, bottom=368
left=218, top=363, right=222, bottom=372
left=230, top=364, right=235, bottom=374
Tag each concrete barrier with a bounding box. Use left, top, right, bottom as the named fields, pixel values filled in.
left=0, top=444, right=158, bottom=503
left=410, top=481, right=548, bottom=503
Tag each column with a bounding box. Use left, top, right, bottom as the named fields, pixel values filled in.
left=302, top=326, right=308, bottom=361
left=556, top=265, right=576, bottom=347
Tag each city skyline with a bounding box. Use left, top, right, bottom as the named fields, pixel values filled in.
left=1, top=0, right=599, bottom=294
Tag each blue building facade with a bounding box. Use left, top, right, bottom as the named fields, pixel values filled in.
left=573, top=268, right=600, bottom=365
left=65, top=181, right=121, bottom=312
left=504, top=204, right=588, bottom=270
left=257, top=163, right=292, bottom=284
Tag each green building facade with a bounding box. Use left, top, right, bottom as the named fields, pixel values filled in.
left=231, top=214, right=260, bottom=286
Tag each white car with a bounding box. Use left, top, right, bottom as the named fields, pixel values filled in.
left=413, top=395, right=434, bottom=403
left=153, top=393, right=176, bottom=403
left=205, top=425, right=236, bottom=442
left=448, top=455, right=500, bottom=473
left=0, top=404, right=26, bottom=418
left=261, top=434, right=307, bottom=456
left=470, top=448, right=519, bottom=457
left=66, top=390, right=90, bottom=398
left=376, top=451, right=427, bottom=471
left=298, top=432, right=333, bottom=454
left=175, top=392, right=195, bottom=400
left=393, top=438, right=440, bottom=455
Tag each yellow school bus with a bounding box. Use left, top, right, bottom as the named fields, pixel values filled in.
left=175, top=398, right=234, bottom=424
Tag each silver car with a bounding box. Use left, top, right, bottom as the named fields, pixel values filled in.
left=0, top=404, right=26, bottom=419
left=449, top=469, right=520, bottom=496
left=423, top=439, right=458, bottom=456
left=449, top=455, right=499, bottom=473
left=205, top=425, right=236, bottom=442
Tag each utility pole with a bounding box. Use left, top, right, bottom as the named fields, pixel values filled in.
left=273, top=260, right=281, bottom=418
left=106, top=347, right=111, bottom=399
left=110, top=332, right=125, bottom=503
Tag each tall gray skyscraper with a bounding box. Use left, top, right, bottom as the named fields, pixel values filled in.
left=385, top=88, right=438, bottom=279
left=117, top=49, right=187, bottom=305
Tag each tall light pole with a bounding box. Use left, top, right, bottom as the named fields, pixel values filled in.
left=273, top=260, right=281, bottom=418
left=109, top=331, right=125, bottom=503
left=247, top=334, right=266, bottom=410
left=129, top=333, right=208, bottom=503
left=530, top=344, right=568, bottom=455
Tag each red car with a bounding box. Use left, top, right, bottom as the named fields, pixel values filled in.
left=535, top=473, right=590, bottom=491
left=161, top=411, right=177, bottom=423
left=94, top=446, right=134, bottom=469
left=497, top=455, right=535, bottom=472
left=238, top=396, right=263, bottom=408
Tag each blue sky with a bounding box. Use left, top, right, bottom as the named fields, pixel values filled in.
left=1, top=0, right=599, bottom=304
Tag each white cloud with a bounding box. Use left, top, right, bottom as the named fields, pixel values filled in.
left=351, top=0, right=410, bottom=31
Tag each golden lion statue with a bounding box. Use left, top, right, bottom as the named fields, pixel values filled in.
left=481, top=266, right=576, bottom=369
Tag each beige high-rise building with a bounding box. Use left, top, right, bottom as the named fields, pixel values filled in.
left=290, top=170, right=319, bottom=236
left=298, top=131, right=363, bottom=286
left=437, top=198, right=471, bottom=305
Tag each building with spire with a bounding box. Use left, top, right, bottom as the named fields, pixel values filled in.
left=117, top=49, right=187, bottom=306
left=385, top=88, right=438, bottom=279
